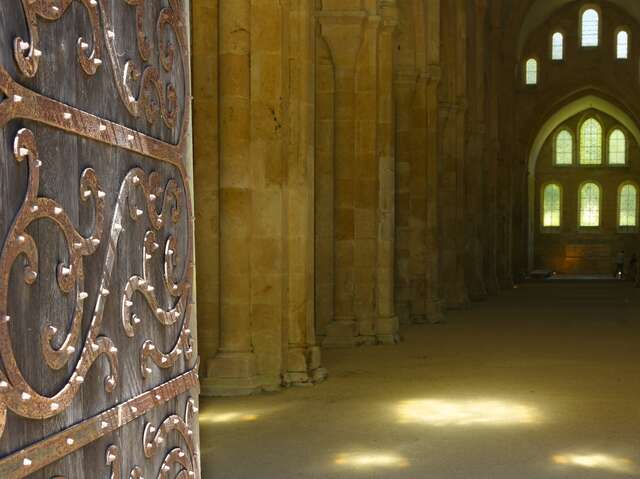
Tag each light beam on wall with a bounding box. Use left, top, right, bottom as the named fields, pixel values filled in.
left=396, top=399, right=540, bottom=426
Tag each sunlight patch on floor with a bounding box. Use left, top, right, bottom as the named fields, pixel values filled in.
left=334, top=452, right=409, bottom=470
left=552, top=453, right=639, bottom=475
left=396, top=399, right=540, bottom=426
left=199, top=411, right=260, bottom=424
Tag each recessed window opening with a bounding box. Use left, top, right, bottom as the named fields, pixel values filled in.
left=525, top=58, right=538, bottom=85
left=579, top=182, right=601, bottom=227
left=581, top=9, right=599, bottom=47
left=617, top=30, right=629, bottom=59
left=609, top=129, right=626, bottom=165
left=619, top=184, right=637, bottom=227
left=552, top=32, right=564, bottom=60
left=580, top=118, right=602, bottom=165
left=543, top=184, right=562, bottom=227
left=555, top=130, right=573, bottom=165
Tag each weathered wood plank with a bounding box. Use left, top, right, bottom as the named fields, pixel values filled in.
left=0, top=0, right=196, bottom=477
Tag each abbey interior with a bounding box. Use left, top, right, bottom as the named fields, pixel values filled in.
left=2, top=0, right=640, bottom=478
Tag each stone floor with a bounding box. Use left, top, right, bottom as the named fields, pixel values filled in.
left=200, top=281, right=640, bottom=478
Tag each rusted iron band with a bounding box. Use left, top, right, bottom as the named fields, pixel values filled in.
left=0, top=366, right=199, bottom=479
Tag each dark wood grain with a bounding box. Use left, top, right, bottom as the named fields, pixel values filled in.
left=0, top=0, right=197, bottom=477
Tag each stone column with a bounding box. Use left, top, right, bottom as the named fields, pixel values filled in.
left=466, top=125, right=488, bottom=300
left=375, top=0, right=399, bottom=343
left=354, top=14, right=380, bottom=344
left=424, top=65, right=444, bottom=323
left=465, top=0, right=488, bottom=301
left=410, top=73, right=428, bottom=323
left=424, top=0, right=444, bottom=323
left=484, top=2, right=501, bottom=295
left=314, top=34, right=335, bottom=338
left=319, top=10, right=366, bottom=347
left=453, top=0, right=469, bottom=308
left=393, top=68, right=415, bottom=324
left=206, top=0, right=258, bottom=395
left=192, top=0, right=219, bottom=372
left=286, top=0, right=327, bottom=384
left=406, top=0, right=427, bottom=324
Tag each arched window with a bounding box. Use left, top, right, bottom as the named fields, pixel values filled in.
left=555, top=130, right=573, bottom=165
left=579, top=182, right=601, bottom=227
left=619, top=183, right=638, bottom=227
left=542, top=184, right=562, bottom=227
left=525, top=58, right=538, bottom=85
left=581, top=9, right=599, bottom=47
left=608, top=129, right=626, bottom=165
left=617, top=30, right=629, bottom=59
left=580, top=118, right=602, bottom=164
left=552, top=32, right=564, bottom=60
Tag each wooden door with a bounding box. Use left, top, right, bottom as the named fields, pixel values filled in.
left=0, top=0, right=199, bottom=477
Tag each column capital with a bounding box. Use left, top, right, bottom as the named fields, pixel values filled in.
left=316, top=10, right=368, bottom=25
left=317, top=11, right=367, bottom=71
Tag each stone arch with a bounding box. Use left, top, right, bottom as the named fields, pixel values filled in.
left=526, top=94, right=640, bottom=269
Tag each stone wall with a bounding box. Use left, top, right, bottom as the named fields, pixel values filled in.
left=534, top=109, right=640, bottom=274
left=192, top=0, right=510, bottom=396
left=507, top=0, right=640, bottom=278
left=194, top=0, right=326, bottom=396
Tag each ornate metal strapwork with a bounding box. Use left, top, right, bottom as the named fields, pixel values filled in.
left=0, top=0, right=197, bottom=477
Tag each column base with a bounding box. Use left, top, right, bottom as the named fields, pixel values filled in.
left=469, top=284, right=488, bottom=302
left=284, top=345, right=329, bottom=386
left=358, top=318, right=378, bottom=345
left=425, top=299, right=445, bottom=324
left=322, top=319, right=365, bottom=348
left=376, top=315, right=400, bottom=344
left=485, top=274, right=499, bottom=295
left=411, top=313, right=427, bottom=324
left=202, top=352, right=261, bottom=397
left=499, top=276, right=514, bottom=290
left=395, top=302, right=411, bottom=325
left=447, top=294, right=470, bottom=310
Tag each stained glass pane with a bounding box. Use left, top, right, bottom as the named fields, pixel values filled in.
left=543, top=184, right=561, bottom=227
left=580, top=183, right=600, bottom=227
left=609, top=129, right=626, bottom=165
left=555, top=130, right=573, bottom=165
left=580, top=118, right=602, bottom=164
left=552, top=32, right=564, bottom=60
left=582, top=9, right=599, bottom=47
left=617, top=30, right=629, bottom=59
left=526, top=58, right=537, bottom=85
left=619, top=184, right=637, bottom=227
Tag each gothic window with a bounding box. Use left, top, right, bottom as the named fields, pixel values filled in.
left=526, top=58, right=538, bottom=85
left=580, top=118, right=602, bottom=165
left=616, top=30, right=629, bottom=59
left=552, top=32, right=564, bottom=60
left=608, top=129, right=626, bottom=165
left=555, top=130, right=573, bottom=165
left=619, top=183, right=638, bottom=227
left=579, top=182, right=601, bottom=227
left=581, top=9, right=599, bottom=47
left=543, top=184, right=562, bottom=227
